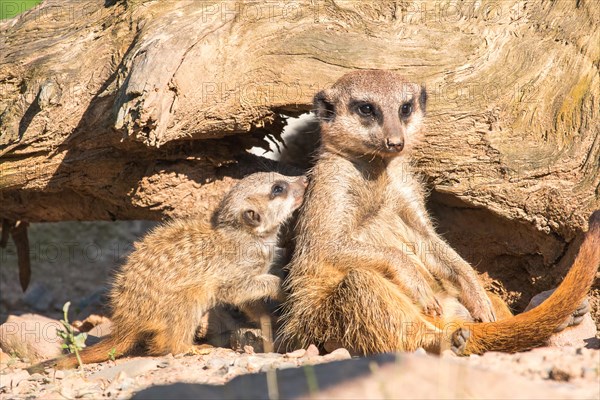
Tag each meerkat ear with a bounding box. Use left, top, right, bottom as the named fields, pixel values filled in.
left=242, top=209, right=261, bottom=227
left=419, top=85, right=427, bottom=113
left=313, top=90, right=335, bottom=122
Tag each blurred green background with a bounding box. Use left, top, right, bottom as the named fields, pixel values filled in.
left=1, top=0, right=42, bottom=20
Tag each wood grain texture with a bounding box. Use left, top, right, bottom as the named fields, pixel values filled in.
left=0, top=1, right=598, bottom=308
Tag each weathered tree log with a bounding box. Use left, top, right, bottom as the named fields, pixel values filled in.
left=0, top=0, right=598, bottom=309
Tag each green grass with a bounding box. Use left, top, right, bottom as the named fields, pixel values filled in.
left=57, top=301, right=87, bottom=369
left=0, top=0, right=42, bottom=20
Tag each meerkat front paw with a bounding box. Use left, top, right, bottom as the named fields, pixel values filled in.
left=414, top=286, right=442, bottom=317
left=256, top=274, right=284, bottom=300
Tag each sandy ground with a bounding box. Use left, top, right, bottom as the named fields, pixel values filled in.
left=0, top=221, right=598, bottom=399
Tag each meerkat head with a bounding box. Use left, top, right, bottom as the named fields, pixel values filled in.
left=212, top=172, right=308, bottom=239
left=314, top=70, right=427, bottom=159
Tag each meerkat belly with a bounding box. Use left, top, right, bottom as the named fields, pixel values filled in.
left=354, top=206, right=436, bottom=283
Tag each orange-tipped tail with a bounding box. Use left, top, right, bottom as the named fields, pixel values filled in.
left=27, top=334, right=135, bottom=373
left=452, top=210, right=600, bottom=355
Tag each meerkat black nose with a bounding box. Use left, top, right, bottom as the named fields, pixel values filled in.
left=385, top=138, right=405, bottom=152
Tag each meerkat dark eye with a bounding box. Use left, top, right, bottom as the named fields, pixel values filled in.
left=400, top=103, right=413, bottom=118
left=270, top=182, right=288, bottom=198
left=357, top=103, right=374, bottom=116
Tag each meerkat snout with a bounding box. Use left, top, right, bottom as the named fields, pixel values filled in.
left=385, top=137, right=404, bottom=152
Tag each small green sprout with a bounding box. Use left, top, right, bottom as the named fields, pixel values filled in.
left=56, top=301, right=87, bottom=369
left=108, top=347, right=117, bottom=361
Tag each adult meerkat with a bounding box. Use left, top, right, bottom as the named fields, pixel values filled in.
left=32, top=172, right=307, bottom=370
left=280, top=70, right=600, bottom=355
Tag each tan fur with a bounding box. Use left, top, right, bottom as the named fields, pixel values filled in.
left=30, top=173, right=306, bottom=371
left=279, top=70, right=599, bottom=355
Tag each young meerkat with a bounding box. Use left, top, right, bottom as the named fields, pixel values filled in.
left=280, top=69, right=600, bottom=355
left=31, top=172, right=307, bottom=370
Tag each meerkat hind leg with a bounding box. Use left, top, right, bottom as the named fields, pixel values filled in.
left=310, top=268, right=442, bottom=355
left=554, top=297, right=590, bottom=332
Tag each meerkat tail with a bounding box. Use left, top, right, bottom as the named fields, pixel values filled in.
left=453, top=210, right=600, bottom=355
left=27, top=334, right=136, bottom=373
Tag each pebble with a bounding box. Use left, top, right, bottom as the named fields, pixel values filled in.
left=227, top=366, right=247, bottom=376
left=14, top=379, right=34, bottom=395
left=549, top=366, right=572, bottom=382
left=0, top=349, right=11, bottom=365
left=324, top=348, right=351, bottom=361
left=104, top=371, right=134, bottom=395
left=205, top=358, right=227, bottom=370
left=156, top=361, right=169, bottom=369
left=286, top=349, right=306, bottom=358
left=306, top=344, right=320, bottom=357
left=0, top=314, right=63, bottom=361
left=273, top=361, right=298, bottom=370
left=59, top=376, right=91, bottom=399
left=0, top=369, right=30, bottom=389
left=89, top=358, right=159, bottom=381
left=28, top=372, right=46, bottom=381
left=233, top=357, right=248, bottom=368
left=414, top=348, right=427, bottom=356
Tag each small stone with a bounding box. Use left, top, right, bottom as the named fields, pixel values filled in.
left=414, top=348, right=427, bottom=356
left=548, top=366, right=572, bottom=382
left=274, top=361, right=298, bottom=369
left=28, top=372, right=45, bottom=381
left=233, top=357, right=249, bottom=368
left=227, top=366, right=247, bottom=376
left=186, top=344, right=214, bottom=356
left=0, top=314, right=63, bottom=361
left=0, top=369, right=30, bottom=389
left=303, top=356, right=322, bottom=365
left=0, top=349, right=10, bottom=364
left=206, top=358, right=227, bottom=370
left=306, top=344, right=320, bottom=357
left=103, top=371, right=134, bottom=395
left=36, top=390, right=63, bottom=400
left=54, top=370, right=65, bottom=379
left=324, top=348, right=351, bottom=361
left=245, top=356, right=269, bottom=373
left=286, top=349, right=306, bottom=358
left=89, top=358, right=158, bottom=381
left=548, top=315, right=597, bottom=348
left=14, top=379, right=34, bottom=395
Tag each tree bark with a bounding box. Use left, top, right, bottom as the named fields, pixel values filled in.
left=0, top=1, right=598, bottom=307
